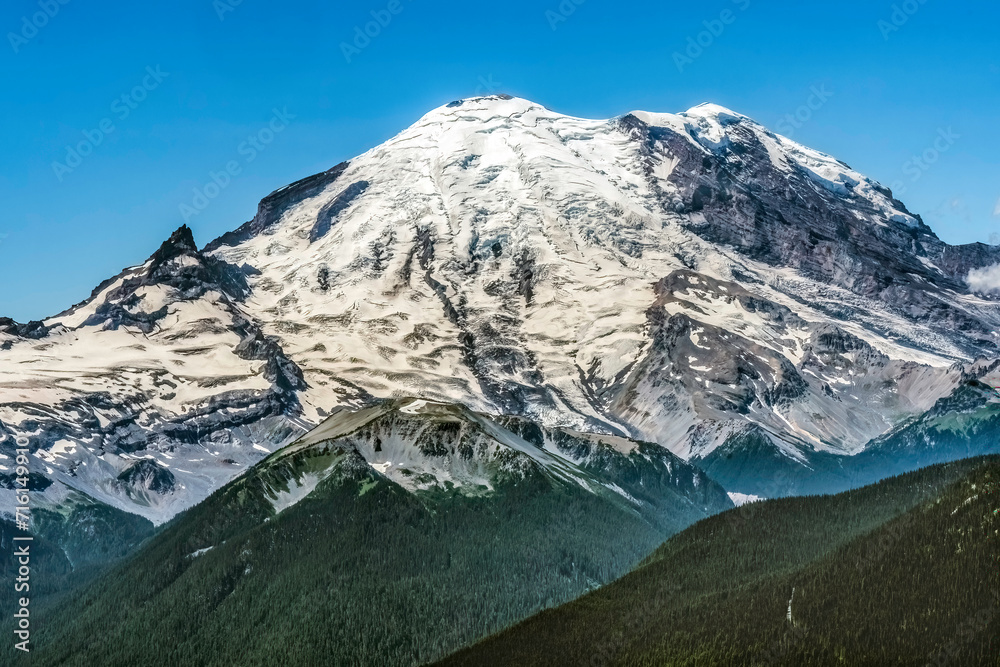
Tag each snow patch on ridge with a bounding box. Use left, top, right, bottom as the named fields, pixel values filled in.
left=269, top=472, right=329, bottom=514
left=728, top=492, right=763, bottom=506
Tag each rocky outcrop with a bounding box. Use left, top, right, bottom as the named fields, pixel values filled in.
left=205, top=163, right=350, bottom=252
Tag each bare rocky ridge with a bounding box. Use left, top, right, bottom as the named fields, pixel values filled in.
left=260, top=397, right=730, bottom=521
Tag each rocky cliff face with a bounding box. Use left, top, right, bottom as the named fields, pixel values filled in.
left=2, top=95, right=998, bottom=521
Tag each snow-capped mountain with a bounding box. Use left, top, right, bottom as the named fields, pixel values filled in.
left=3, top=95, right=999, bottom=521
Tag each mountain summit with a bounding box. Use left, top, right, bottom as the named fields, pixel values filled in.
left=2, top=96, right=999, bottom=521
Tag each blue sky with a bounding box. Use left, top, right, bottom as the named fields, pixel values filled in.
left=1, top=0, right=997, bottom=321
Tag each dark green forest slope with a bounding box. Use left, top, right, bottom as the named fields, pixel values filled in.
left=0, top=492, right=154, bottom=610
left=442, top=456, right=999, bottom=666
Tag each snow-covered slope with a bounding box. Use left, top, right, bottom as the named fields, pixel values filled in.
left=208, top=96, right=997, bottom=453
left=3, top=95, right=999, bottom=520
left=0, top=228, right=326, bottom=522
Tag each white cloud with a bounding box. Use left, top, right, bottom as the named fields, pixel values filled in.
left=994, top=197, right=1000, bottom=216
left=966, top=263, right=1000, bottom=293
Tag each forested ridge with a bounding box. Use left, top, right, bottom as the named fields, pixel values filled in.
left=1, top=440, right=714, bottom=666
left=441, top=456, right=1000, bottom=666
